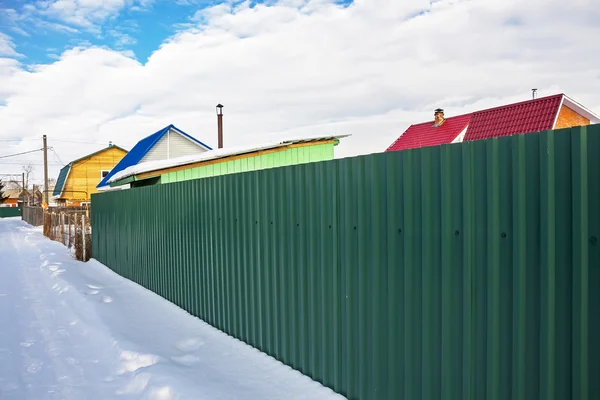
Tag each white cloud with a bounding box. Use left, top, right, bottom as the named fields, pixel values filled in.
left=0, top=0, right=599, bottom=184
left=10, top=26, right=31, bottom=37
left=3, top=0, right=152, bottom=34
left=1, top=5, right=80, bottom=36
left=37, top=19, right=81, bottom=34
left=174, top=0, right=213, bottom=5
left=0, top=33, right=24, bottom=58
left=108, top=30, right=137, bottom=47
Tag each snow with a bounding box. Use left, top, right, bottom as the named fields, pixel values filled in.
left=0, top=219, right=345, bottom=400
left=106, top=134, right=350, bottom=185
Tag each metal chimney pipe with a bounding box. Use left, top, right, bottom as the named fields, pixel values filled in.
left=216, top=104, right=224, bottom=149
left=532, top=88, right=537, bottom=99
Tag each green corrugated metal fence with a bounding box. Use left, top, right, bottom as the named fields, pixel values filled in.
left=92, top=125, right=600, bottom=400
left=0, top=207, right=22, bottom=218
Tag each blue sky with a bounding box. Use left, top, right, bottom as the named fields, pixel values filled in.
left=1, top=0, right=353, bottom=65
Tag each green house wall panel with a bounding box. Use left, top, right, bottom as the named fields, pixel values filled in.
left=158, top=143, right=334, bottom=184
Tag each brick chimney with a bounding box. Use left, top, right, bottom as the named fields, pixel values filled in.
left=433, top=108, right=445, bottom=127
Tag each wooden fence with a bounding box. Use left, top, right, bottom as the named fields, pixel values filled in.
left=22, top=205, right=91, bottom=261
left=44, top=210, right=92, bottom=261
left=22, top=206, right=43, bottom=226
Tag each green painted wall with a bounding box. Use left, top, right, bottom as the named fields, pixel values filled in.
left=92, top=125, right=600, bottom=400
left=161, top=143, right=334, bottom=184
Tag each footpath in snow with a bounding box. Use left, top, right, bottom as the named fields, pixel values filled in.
left=0, top=218, right=345, bottom=400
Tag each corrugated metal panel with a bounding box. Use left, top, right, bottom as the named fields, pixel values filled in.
left=92, top=125, right=600, bottom=400
left=52, top=164, right=71, bottom=197
left=0, top=207, right=22, bottom=218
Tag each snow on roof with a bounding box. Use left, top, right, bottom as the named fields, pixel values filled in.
left=97, top=124, right=212, bottom=189
left=3, top=189, right=23, bottom=199
left=108, top=134, right=349, bottom=184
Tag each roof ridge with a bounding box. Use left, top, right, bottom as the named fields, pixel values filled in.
left=408, top=112, right=473, bottom=128
left=68, top=143, right=128, bottom=165
left=472, top=93, right=563, bottom=115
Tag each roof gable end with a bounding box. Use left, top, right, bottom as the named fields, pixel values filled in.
left=52, top=144, right=127, bottom=198
left=97, top=125, right=212, bottom=188
left=560, top=95, right=600, bottom=124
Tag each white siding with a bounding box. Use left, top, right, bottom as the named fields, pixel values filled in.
left=140, top=129, right=208, bottom=163
left=169, top=130, right=208, bottom=158
left=140, top=135, right=169, bottom=163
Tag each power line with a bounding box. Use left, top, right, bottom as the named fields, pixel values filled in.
left=0, top=161, right=63, bottom=166
left=50, top=138, right=132, bottom=146
left=50, top=148, right=65, bottom=166
left=1, top=138, right=132, bottom=146
left=50, top=139, right=106, bottom=145
left=0, top=148, right=44, bottom=159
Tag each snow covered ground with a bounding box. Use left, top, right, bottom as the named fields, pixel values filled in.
left=0, top=218, right=345, bottom=400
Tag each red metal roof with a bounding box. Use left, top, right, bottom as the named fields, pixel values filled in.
left=386, top=113, right=472, bottom=152
left=463, top=94, right=563, bottom=141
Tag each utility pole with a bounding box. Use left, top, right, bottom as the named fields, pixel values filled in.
left=22, top=172, right=25, bottom=205
left=43, top=135, right=49, bottom=204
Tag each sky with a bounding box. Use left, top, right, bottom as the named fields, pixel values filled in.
left=0, top=0, right=599, bottom=185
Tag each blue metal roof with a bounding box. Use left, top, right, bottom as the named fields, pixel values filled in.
left=97, top=124, right=212, bottom=188
left=53, top=164, right=71, bottom=198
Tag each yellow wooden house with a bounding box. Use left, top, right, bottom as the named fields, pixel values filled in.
left=52, top=144, right=128, bottom=206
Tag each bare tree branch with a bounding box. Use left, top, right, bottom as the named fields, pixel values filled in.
left=22, top=164, right=34, bottom=190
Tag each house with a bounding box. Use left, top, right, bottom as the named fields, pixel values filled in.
left=52, top=144, right=128, bottom=206
left=0, top=187, right=50, bottom=207
left=27, top=186, right=45, bottom=206
left=104, top=134, right=349, bottom=189
left=97, top=124, right=212, bottom=190
left=32, top=187, right=43, bottom=205
left=0, top=190, right=24, bottom=207
left=386, top=93, right=600, bottom=152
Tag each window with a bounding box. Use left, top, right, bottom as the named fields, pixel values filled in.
left=101, top=170, right=110, bottom=179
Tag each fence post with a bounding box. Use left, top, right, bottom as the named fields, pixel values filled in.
left=60, top=213, right=64, bottom=244
left=82, top=214, right=86, bottom=261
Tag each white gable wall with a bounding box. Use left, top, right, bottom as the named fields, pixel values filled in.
left=141, top=135, right=169, bottom=163
left=140, top=129, right=208, bottom=163
left=169, top=130, right=208, bottom=158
